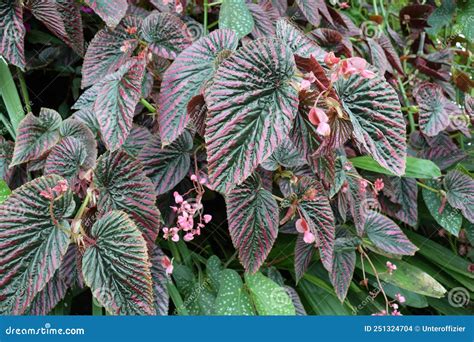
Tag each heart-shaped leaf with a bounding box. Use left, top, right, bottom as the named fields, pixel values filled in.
left=422, top=179, right=462, bottom=236
left=444, top=170, right=474, bottom=223
left=365, top=210, right=418, bottom=256
left=414, top=82, right=450, bottom=137
left=275, top=19, right=324, bottom=59
left=215, top=269, right=254, bottom=315
left=245, top=272, right=296, bottom=315
left=139, top=131, right=192, bottom=195
left=81, top=16, right=141, bottom=88
left=296, top=177, right=335, bottom=272
left=205, top=38, right=299, bottom=192
left=94, top=58, right=146, bottom=151
left=11, top=109, right=62, bottom=166
left=150, top=246, right=170, bottom=315
left=26, top=0, right=84, bottom=56
left=0, top=0, right=25, bottom=68
left=226, top=173, right=279, bottom=273
left=0, top=175, right=73, bottom=314
left=141, top=12, right=191, bottom=59
left=82, top=210, right=155, bottom=315
left=219, top=0, right=254, bottom=39
left=158, top=29, right=239, bottom=145
left=44, top=137, right=87, bottom=181
left=93, top=150, right=161, bottom=249
left=84, top=0, right=128, bottom=28
left=59, top=118, right=97, bottom=169
left=336, top=71, right=406, bottom=176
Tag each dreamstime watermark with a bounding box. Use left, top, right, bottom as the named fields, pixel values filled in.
left=173, top=278, right=211, bottom=314
left=182, top=20, right=204, bottom=41
left=447, top=287, right=470, bottom=308
left=4, top=323, right=85, bottom=336
left=270, top=287, right=293, bottom=309
left=352, top=280, right=386, bottom=314
left=360, top=20, right=382, bottom=39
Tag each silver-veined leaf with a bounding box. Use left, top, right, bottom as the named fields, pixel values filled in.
left=44, top=137, right=87, bottom=181
left=365, top=210, right=418, bottom=256
left=336, top=71, right=406, bottom=176
left=0, top=175, right=73, bottom=314
left=330, top=236, right=358, bottom=302
left=84, top=0, right=128, bottom=28
left=138, top=131, right=193, bottom=195
left=94, top=58, right=145, bottom=151
left=122, top=125, right=152, bottom=157
left=444, top=170, right=474, bottom=223
left=93, top=150, right=161, bottom=249
left=260, top=139, right=306, bottom=171
left=150, top=246, right=170, bottom=315
left=0, top=0, right=25, bottom=68
left=226, top=173, right=279, bottom=273
left=81, top=16, right=141, bottom=88
left=414, top=82, right=450, bottom=137
left=141, top=12, right=191, bottom=59
left=205, top=38, right=299, bottom=192
left=219, top=0, right=254, bottom=39
left=295, top=0, right=332, bottom=27
left=0, top=139, right=14, bottom=183
left=294, top=234, right=315, bottom=283
left=382, top=177, right=418, bottom=227
left=82, top=211, right=155, bottom=315
left=10, top=109, right=62, bottom=166
left=158, top=29, right=239, bottom=145
left=275, top=19, right=324, bottom=59
left=59, top=118, right=97, bottom=169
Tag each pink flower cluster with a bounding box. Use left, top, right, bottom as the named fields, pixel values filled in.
left=40, top=180, right=68, bottom=200
left=162, top=175, right=212, bottom=243
left=386, top=261, right=397, bottom=275
left=325, top=52, right=376, bottom=82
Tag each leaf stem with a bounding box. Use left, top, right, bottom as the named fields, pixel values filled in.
left=16, top=68, right=31, bottom=113
left=203, top=0, right=209, bottom=35
left=140, top=98, right=156, bottom=113
left=74, top=189, right=92, bottom=221
left=224, top=251, right=238, bottom=268
left=168, top=240, right=182, bottom=264
left=358, top=247, right=389, bottom=313
left=416, top=181, right=440, bottom=194
left=166, top=280, right=189, bottom=315
left=397, top=77, right=416, bottom=134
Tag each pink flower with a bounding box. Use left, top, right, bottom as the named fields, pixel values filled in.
left=184, top=232, right=194, bottom=241
left=199, top=178, right=207, bottom=184
left=395, top=293, right=406, bottom=303
left=120, top=40, right=132, bottom=53
left=374, top=178, right=384, bottom=192
left=324, top=52, right=340, bottom=68
left=163, top=227, right=179, bottom=241
left=161, top=256, right=174, bottom=276
left=296, top=218, right=316, bottom=244
left=125, top=26, right=138, bottom=35
left=190, top=174, right=198, bottom=182
left=40, top=189, right=54, bottom=200
left=386, top=261, right=397, bottom=275
left=308, top=107, right=331, bottom=137
left=391, top=310, right=402, bottom=316
left=303, top=231, right=316, bottom=244
left=372, top=310, right=387, bottom=316
left=340, top=2, right=350, bottom=9
left=331, top=57, right=376, bottom=82
left=300, top=79, right=312, bottom=91
left=359, top=179, right=368, bottom=192
left=173, top=191, right=184, bottom=204
left=52, top=179, right=68, bottom=194
left=175, top=2, right=183, bottom=13
left=203, top=214, right=212, bottom=224
left=391, top=303, right=399, bottom=310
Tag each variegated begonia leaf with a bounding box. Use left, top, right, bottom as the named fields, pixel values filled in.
left=295, top=177, right=336, bottom=272
left=366, top=38, right=389, bottom=75
left=44, top=137, right=87, bottom=181
left=158, top=29, right=239, bottom=145
left=295, top=0, right=332, bottom=27
left=365, top=210, right=418, bottom=256
left=382, top=177, right=418, bottom=227
left=218, top=0, right=254, bottom=39
left=59, top=118, right=97, bottom=169
left=82, top=210, right=155, bottom=315
left=10, top=109, right=62, bottom=166
left=330, top=235, right=358, bottom=302
left=284, top=286, right=307, bottom=315
left=205, top=38, right=299, bottom=192
left=0, top=175, right=73, bottom=314
left=444, top=170, right=474, bottom=223
left=275, top=19, right=325, bottom=59
left=26, top=0, right=84, bottom=56
left=93, top=150, right=161, bottom=249
left=81, top=16, right=141, bottom=88
left=422, top=179, right=462, bottom=236
left=226, top=173, right=279, bottom=273
left=260, top=139, right=306, bottom=171
left=141, top=12, right=191, bottom=59
left=294, top=234, right=315, bottom=283
left=414, top=82, right=450, bottom=137
left=0, top=0, right=25, bottom=69
left=150, top=246, right=170, bottom=315
left=245, top=272, right=296, bottom=315
left=94, top=58, right=146, bottom=151
left=247, top=2, right=277, bottom=38
left=309, top=28, right=352, bottom=58
left=122, top=125, right=152, bottom=157
left=84, top=0, right=128, bottom=28
left=336, top=70, right=406, bottom=176
left=215, top=269, right=254, bottom=315
left=139, top=131, right=192, bottom=195
left=376, top=33, right=404, bottom=75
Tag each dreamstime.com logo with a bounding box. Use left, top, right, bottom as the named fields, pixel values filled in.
left=447, top=287, right=470, bottom=308
left=4, top=323, right=85, bottom=336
